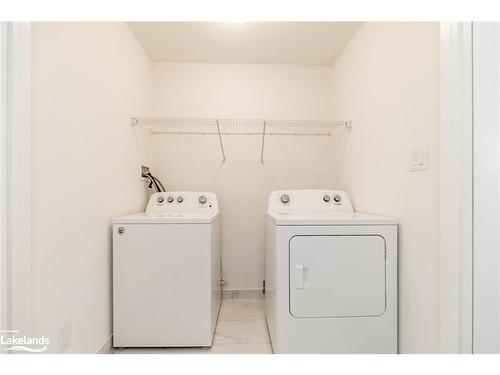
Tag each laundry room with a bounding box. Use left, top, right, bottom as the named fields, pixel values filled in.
left=5, top=22, right=441, bottom=354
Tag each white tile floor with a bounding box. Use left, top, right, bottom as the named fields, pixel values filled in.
left=113, top=299, right=272, bottom=354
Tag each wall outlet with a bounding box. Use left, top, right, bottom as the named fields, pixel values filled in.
left=141, top=165, right=151, bottom=178
left=409, top=147, right=428, bottom=172
left=140, top=165, right=152, bottom=184
left=59, top=322, right=72, bottom=352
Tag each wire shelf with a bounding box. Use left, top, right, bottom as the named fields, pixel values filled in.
left=131, top=117, right=351, bottom=163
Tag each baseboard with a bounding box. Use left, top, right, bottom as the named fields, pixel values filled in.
left=96, top=334, right=113, bottom=354
left=222, top=289, right=264, bottom=300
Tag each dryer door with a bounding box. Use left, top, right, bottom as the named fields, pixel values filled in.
left=289, top=235, right=386, bottom=318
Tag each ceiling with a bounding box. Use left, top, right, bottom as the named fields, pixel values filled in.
left=127, top=22, right=362, bottom=65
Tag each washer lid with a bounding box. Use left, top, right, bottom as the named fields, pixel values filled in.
left=113, top=212, right=219, bottom=224
left=268, top=211, right=397, bottom=226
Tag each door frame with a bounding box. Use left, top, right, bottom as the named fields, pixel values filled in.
left=439, top=22, right=474, bottom=354
left=0, top=21, right=6, bottom=338
left=470, top=22, right=500, bottom=354
left=0, top=22, right=32, bottom=340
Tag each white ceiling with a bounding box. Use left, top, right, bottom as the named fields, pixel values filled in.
left=127, top=22, right=362, bottom=65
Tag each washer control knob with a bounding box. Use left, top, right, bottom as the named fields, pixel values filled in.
left=280, top=194, right=290, bottom=204
left=166, top=196, right=174, bottom=203
left=333, top=195, right=342, bottom=203
left=177, top=196, right=184, bottom=203
left=199, top=195, right=207, bottom=204
left=323, top=195, right=331, bottom=202
left=157, top=196, right=165, bottom=203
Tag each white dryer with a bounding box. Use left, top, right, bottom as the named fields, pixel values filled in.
left=265, top=190, right=397, bottom=353
left=112, top=191, right=221, bottom=348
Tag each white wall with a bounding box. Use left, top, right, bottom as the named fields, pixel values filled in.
left=331, top=23, right=441, bottom=353
left=148, top=63, right=347, bottom=292
left=151, top=63, right=334, bottom=119
left=31, top=22, right=151, bottom=353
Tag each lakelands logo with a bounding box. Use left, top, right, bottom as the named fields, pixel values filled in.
left=1, top=330, right=49, bottom=353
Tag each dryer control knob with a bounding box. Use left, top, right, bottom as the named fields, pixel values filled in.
left=323, top=195, right=331, bottom=202
left=157, top=196, right=165, bottom=203
left=199, top=195, right=207, bottom=204
left=333, top=195, right=342, bottom=203
left=280, top=194, right=290, bottom=204
left=167, top=196, right=174, bottom=203
left=177, top=196, right=184, bottom=203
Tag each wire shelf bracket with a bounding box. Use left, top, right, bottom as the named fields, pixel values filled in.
left=260, top=120, right=267, bottom=164
left=215, top=119, right=226, bottom=163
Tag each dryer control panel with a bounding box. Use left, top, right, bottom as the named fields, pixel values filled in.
left=268, top=190, right=354, bottom=214
left=146, top=191, right=219, bottom=214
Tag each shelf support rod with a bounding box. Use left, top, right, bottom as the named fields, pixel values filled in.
left=260, top=120, right=267, bottom=164
left=216, top=120, right=226, bottom=163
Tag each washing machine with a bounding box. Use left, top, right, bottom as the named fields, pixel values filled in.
left=265, top=190, right=397, bottom=353
left=112, top=191, right=221, bottom=348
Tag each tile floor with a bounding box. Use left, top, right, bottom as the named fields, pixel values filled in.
left=113, top=299, right=272, bottom=354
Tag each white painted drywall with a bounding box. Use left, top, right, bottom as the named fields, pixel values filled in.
left=330, top=23, right=441, bottom=352
left=148, top=63, right=349, bottom=292
left=31, top=22, right=151, bottom=353
left=127, top=22, right=361, bottom=65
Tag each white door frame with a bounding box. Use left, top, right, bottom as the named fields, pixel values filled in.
left=0, top=21, right=7, bottom=337
left=471, top=22, right=500, bottom=353
left=0, top=22, right=32, bottom=341
left=439, top=22, right=474, bottom=354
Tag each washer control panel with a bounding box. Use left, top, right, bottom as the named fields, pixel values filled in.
left=147, top=191, right=219, bottom=214
left=268, top=190, right=353, bottom=214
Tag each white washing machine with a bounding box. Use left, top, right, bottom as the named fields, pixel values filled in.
left=112, top=191, right=221, bottom=348
left=265, top=190, right=397, bottom=353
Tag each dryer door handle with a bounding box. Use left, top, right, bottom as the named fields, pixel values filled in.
left=295, top=265, right=304, bottom=289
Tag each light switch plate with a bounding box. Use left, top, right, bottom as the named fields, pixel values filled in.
left=409, top=147, right=428, bottom=172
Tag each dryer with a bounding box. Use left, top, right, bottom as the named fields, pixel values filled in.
left=265, top=190, right=397, bottom=353
left=112, top=191, right=221, bottom=348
